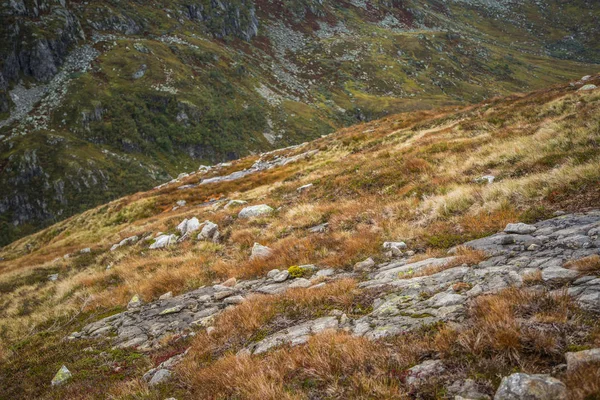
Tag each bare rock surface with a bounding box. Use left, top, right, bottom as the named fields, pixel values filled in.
left=73, top=211, right=600, bottom=389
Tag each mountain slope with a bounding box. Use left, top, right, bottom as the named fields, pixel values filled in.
left=1, top=0, right=599, bottom=245
left=0, top=76, right=599, bottom=398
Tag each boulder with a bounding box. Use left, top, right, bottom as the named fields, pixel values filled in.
left=150, top=234, right=178, bottom=249
left=406, top=360, right=445, bottom=390
left=447, top=379, right=490, bottom=400
left=51, top=365, right=72, bottom=386
left=250, top=243, right=273, bottom=260
left=238, top=204, right=274, bottom=218
left=128, top=294, right=143, bottom=309
left=542, top=266, right=579, bottom=282
left=198, top=221, right=219, bottom=242
left=111, top=235, right=139, bottom=252
left=48, top=274, right=59, bottom=282
left=504, top=223, right=537, bottom=235
left=475, top=175, right=495, bottom=184
left=383, top=241, right=407, bottom=250
left=309, top=223, right=329, bottom=233
left=222, top=277, right=237, bottom=287
left=224, top=200, right=248, bottom=209
left=149, top=369, right=172, bottom=386
left=297, top=183, right=314, bottom=193
left=565, top=348, right=600, bottom=371
left=272, top=270, right=290, bottom=282
left=177, top=217, right=201, bottom=236
left=159, top=292, right=173, bottom=300
left=494, top=373, right=567, bottom=400
left=354, top=257, right=376, bottom=272
left=289, top=278, right=312, bottom=288
left=267, top=269, right=281, bottom=278
left=315, top=268, right=335, bottom=277
left=579, top=84, right=597, bottom=91
left=224, top=295, right=245, bottom=305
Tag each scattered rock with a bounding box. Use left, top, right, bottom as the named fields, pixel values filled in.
left=177, top=217, right=201, bottom=236
left=132, top=64, right=147, bottom=79
left=297, top=183, right=313, bottom=193
left=80, top=248, right=91, bottom=254
left=159, top=292, right=173, bottom=300
left=51, top=365, right=72, bottom=386
left=383, top=241, right=407, bottom=250
left=494, top=373, right=567, bottom=400
left=448, top=379, right=491, bottom=400
left=354, top=257, right=376, bottom=272
left=309, top=223, right=328, bottom=233
left=267, top=269, right=281, bottom=278
left=289, top=278, right=312, bottom=288
left=149, top=234, right=178, bottom=249
left=238, top=204, right=274, bottom=218
left=542, top=266, right=579, bottom=282
left=222, top=277, right=237, bottom=287
left=250, top=316, right=339, bottom=354
left=110, top=235, right=139, bottom=252
left=250, top=243, right=274, bottom=260
left=565, top=348, right=600, bottom=371
left=504, top=223, right=537, bottom=234
left=197, top=221, right=220, bottom=242
left=149, top=369, right=171, bottom=386
left=272, top=270, right=290, bottom=282
left=224, top=295, right=245, bottom=305
left=128, top=294, right=143, bottom=309
left=406, top=359, right=445, bottom=390
left=475, top=175, right=495, bottom=184
left=315, top=268, right=335, bottom=277
left=224, top=200, right=248, bottom=209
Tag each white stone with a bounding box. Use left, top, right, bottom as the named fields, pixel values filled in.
left=494, top=373, right=567, bottom=400
left=198, top=221, right=219, bottom=241
left=51, top=365, right=72, bottom=386
left=238, top=204, right=274, bottom=218
left=250, top=243, right=273, bottom=260
left=504, top=223, right=537, bottom=234
left=289, top=278, right=312, bottom=288
left=383, top=241, right=407, bottom=250
left=579, top=84, right=597, bottom=91
left=297, top=183, right=314, bottom=193
left=149, top=234, right=178, bottom=249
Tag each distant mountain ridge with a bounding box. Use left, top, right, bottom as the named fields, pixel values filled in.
left=0, top=0, right=599, bottom=245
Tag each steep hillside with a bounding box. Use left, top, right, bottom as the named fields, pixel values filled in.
left=1, top=0, right=599, bottom=245
left=0, top=76, right=599, bottom=399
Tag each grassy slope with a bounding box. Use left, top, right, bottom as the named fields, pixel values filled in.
left=0, top=76, right=599, bottom=398
left=1, top=0, right=599, bottom=246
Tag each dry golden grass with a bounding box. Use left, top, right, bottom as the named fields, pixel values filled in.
left=565, top=255, right=600, bottom=275
left=184, top=279, right=359, bottom=364
left=181, top=331, right=407, bottom=400
left=564, top=365, right=600, bottom=400
left=177, top=285, right=598, bottom=399
left=0, top=77, right=599, bottom=397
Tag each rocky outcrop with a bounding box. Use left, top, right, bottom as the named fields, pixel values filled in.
left=66, top=211, right=600, bottom=400
left=184, top=0, right=259, bottom=41
left=494, top=373, right=567, bottom=400
left=71, top=268, right=347, bottom=350
left=0, top=0, right=85, bottom=97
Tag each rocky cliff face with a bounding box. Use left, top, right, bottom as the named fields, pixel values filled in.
left=0, top=0, right=84, bottom=86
